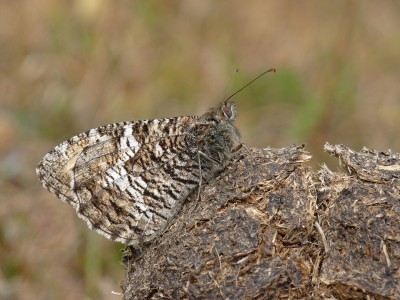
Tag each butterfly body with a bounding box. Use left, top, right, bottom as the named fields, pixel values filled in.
left=37, top=100, right=239, bottom=245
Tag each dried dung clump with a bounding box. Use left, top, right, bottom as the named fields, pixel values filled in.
left=122, top=143, right=400, bottom=299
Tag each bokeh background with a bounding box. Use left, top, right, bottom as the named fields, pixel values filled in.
left=1, top=1, right=399, bottom=299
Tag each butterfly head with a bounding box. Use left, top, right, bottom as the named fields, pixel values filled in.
left=202, top=100, right=237, bottom=124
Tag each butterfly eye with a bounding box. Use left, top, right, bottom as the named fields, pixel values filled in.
left=222, top=102, right=236, bottom=121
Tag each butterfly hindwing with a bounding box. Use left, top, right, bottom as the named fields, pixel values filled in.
left=37, top=117, right=203, bottom=244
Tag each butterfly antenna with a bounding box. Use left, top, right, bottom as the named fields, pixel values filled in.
left=224, top=68, right=276, bottom=102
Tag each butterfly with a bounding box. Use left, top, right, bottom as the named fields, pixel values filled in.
left=36, top=69, right=275, bottom=246
left=36, top=100, right=240, bottom=245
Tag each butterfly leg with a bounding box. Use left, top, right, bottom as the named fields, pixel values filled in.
left=189, top=151, right=222, bottom=213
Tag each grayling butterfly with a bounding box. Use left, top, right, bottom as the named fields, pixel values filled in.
left=36, top=69, right=275, bottom=245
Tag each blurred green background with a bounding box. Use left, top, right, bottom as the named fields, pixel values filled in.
left=1, top=1, right=399, bottom=299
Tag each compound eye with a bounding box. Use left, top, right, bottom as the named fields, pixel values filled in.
left=222, top=102, right=237, bottom=120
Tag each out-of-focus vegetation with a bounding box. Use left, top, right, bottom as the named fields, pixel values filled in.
left=0, top=1, right=399, bottom=299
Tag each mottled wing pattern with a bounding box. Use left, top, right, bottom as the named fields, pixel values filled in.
left=37, top=100, right=239, bottom=246
left=36, top=116, right=203, bottom=245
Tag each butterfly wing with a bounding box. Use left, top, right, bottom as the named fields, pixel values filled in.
left=37, top=117, right=202, bottom=245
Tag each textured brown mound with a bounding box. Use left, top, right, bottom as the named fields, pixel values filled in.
left=122, top=143, right=400, bottom=299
